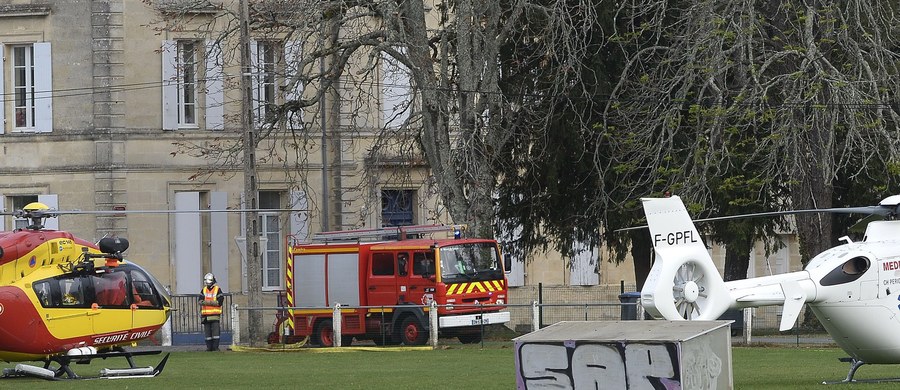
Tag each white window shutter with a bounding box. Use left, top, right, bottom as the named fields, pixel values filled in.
left=500, top=224, right=525, bottom=287
left=0, top=44, right=5, bottom=135
left=508, top=256, right=525, bottom=287
left=161, top=40, right=178, bottom=130
left=34, top=42, right=52, bottom=133
left=381, top=49, right=411, bottom=128
left=38, top=194, right=58, bottom=230
left=174, top=192, right=202, bottom=294
left=283, top=40, right=303, bottom=129
left=569, top=240, right=599, bottom=286
left=205, top=40, right=224, bottom=131
left=249, top=40, right=261, bottom=127
left=284, top=41, right=303, bottom=97
left=290, top=191, right=309, bottom=241
left=237, top=192, right=248, bottom=293
left=210, top=191, right=228, bottom=289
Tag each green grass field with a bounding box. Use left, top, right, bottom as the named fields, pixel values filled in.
left=4, top=343, right=900, bottom=389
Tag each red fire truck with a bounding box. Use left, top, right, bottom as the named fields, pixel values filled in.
left=281, top=225, right=510, bottom=346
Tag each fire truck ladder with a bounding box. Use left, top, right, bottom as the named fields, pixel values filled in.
left=311, top=224, right=466, bottom=242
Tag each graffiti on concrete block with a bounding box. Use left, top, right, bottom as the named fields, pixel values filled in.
left=515, top=340, right=723, bottom=389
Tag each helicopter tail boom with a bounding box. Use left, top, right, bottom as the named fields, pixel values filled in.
left=640, top=196, right=818, bottom=330
left=726, top=274, right=816, bottom=330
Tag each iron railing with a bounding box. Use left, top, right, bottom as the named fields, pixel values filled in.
left=169, top=293, right=234, bottom=334
left=164, top=284, right=798, bottom=346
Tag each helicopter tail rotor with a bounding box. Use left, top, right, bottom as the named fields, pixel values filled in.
left=640, top=196, right=732, bottom=321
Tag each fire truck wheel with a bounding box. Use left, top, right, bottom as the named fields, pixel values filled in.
left=399, top=316, right=427, bottom=346
left=315, top=319, right=335, bottom=347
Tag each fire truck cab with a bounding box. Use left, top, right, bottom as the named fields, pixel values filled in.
left=283, top=225, right=511, bottom=346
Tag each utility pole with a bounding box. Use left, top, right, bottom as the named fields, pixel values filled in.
left=239, top=0, right=264, bottom=346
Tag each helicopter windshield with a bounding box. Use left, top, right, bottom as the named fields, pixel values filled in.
left=439, top=242, right=503, bottom=282
left=125, top=262, right=171, bottom=308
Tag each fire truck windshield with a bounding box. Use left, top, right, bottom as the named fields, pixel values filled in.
left=439, top=242, right=503, bottom=282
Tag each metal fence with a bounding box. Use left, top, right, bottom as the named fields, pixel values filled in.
left=169, top=293, right=234, bottom=334
left=165, top=285, right=797, bottom=346
left=507, top=284, right=639, bottom=333
left=505, top=284, right=797, bottom=334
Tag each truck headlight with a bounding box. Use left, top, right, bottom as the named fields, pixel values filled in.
left=496, top=299, right=504, bottom=305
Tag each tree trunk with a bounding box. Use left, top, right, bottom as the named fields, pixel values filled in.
left=630, top=231, right=652, bottom=291
left=723, top=237, right=752, bottom=282
left=790, top=129, right=833, bottom=330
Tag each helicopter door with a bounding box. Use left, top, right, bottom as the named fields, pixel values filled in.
left=129, top=268, right=168, bottom=331
left=89, top=271, right=132, bottom=334
left=39, top=276, right=94, bottom=342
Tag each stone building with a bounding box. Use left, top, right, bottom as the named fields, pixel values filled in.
left=0, top=1, right=806, bottom=330
left=0, top=0, right=418, bottom=305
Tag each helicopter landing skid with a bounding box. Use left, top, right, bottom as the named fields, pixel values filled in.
left=822, top=357, right=900, bottom=385
left=2, top=348, right=169, bottom=380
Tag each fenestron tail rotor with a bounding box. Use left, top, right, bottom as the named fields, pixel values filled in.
left=673, top=261, right=710, bottom=320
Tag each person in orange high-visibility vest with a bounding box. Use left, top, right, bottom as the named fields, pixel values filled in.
left=199, top=273, right=225, bottom=351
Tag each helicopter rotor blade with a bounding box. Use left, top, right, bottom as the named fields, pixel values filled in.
left=0, top=208, right=306, bottom=217
left=690, top=206, right=887, bottom=223
left=615, top=206, right=887, bottom=232
left=53, top=208, right=305, bottom=215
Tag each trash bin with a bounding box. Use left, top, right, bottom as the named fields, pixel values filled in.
left=618, top=291, right=642, bottom=320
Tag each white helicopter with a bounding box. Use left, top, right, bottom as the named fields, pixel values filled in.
left=640, top=194, right=900, bottom=384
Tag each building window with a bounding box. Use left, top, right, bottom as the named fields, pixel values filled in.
left=177, top=41, right=197, bottom=127
left=259, top=191, right=283, bottom=289
left=1, top=42, right=51, bottom=134
left=10, top=195, right=38, bottom=230
left=253, top=41, right=277, bottom=125
left=3, top=194, right=57, bottom=231
left=381, top=189, right=415, bottom=227
left=162, top=40, right=224, bottom=131
left=12, top=45, right=35, bottom=129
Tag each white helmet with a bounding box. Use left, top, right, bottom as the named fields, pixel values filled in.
left=204, top=273, right=215, bottom=286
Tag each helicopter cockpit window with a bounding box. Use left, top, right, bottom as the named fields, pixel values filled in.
left=820, top=256, right=871, bottom=286
left=130, top=269, right=161, bottom=308
left=91, top=271, right=128, bottom=307
left=32, top=281, right=54, bottom=307
left=59, top=278, right=86, bottom=307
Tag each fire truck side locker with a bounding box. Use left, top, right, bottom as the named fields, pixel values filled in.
left=292, top=248, right=365, bottom=344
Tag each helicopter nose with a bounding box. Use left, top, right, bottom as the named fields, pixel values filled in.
left=0, top=287, right=39, bottom=349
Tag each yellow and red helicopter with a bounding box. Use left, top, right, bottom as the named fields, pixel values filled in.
left=0, top=202, right=171, bottom=380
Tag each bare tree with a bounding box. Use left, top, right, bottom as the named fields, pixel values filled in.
left=152, top=0, right=609, bottom=340
left=157, top=0, right=608, bottom=243
left=606, top=0, right=900, bottom=285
